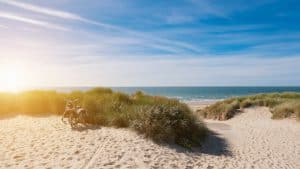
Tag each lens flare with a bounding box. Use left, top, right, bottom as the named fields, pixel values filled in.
left=0, top=65, right=26, bottom=92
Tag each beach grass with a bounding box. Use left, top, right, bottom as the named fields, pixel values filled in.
left=197, top=92, right=300, bottom=120
left=0, top=88, right=207, bottom=148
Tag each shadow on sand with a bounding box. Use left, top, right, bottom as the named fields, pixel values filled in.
left=161, top=130, right=232, bottom=157
left=66, top=120, right=231, bottom=156
left=71, top=124, right=102, bottom=132
left=199, top=130, right=232, bottom=156
left=0, top=113, right=231, bottom=157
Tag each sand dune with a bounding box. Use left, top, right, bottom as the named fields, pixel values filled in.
left=0, top=107, right=299, bottom=169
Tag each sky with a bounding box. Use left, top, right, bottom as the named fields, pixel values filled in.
left=0, top=0, right=300, bottom=87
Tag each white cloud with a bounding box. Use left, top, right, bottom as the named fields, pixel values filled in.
left=0, top=0, right=299, bottom=86
left=0, top=0, right=120, bottom=30
left=0, top=0, right=202, bottom=53
left=42, top=55, right=300, bottom=86
left=0, top=12, right=69, bottom=31
left=1, top=22, right=299, bottom=86
left=0, top=0, right=82, bottom=20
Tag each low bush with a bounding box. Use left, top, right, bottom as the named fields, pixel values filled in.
left=131, top=104, right=207, bottom=148
left=0, top=88, right=207, bottom=148
left=197, top=92, right=300, bottom=120
left=272, top=101, right=300, bottom=120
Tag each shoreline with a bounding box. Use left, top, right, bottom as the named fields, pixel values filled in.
left=185, top=100, right=219, bottom=111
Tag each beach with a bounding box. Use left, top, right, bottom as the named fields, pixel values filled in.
left=0, top=104, right=299, bottom=169
left=1, top=0, right=299, bottom=168
left=185, top=100, right=218, bottom=111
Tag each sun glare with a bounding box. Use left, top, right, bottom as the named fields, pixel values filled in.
left=0, top=65, right=26, bottom=92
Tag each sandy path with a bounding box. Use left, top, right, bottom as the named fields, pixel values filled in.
left=0, top=107, right=299, bottom=169
left=206, top=107, right=300, bottom=169
left=186, top=100, right=218, bottom=111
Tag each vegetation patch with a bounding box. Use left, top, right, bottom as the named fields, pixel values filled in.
left=197, top=92, right=300, bottom=121
left=0, top=88, right=207, bottom=148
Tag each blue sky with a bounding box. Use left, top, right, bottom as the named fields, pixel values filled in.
left=0, top=0, right=299, bottom=87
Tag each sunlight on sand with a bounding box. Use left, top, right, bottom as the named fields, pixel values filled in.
left=0, top=107, right=299, bottom=169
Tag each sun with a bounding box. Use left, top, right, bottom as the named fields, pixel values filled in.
left=0, top=65, right=26, bottom=92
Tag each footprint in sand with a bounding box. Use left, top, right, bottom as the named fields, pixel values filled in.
left=43, top=154, right=50, bottom=159
left=115, top=164, right=121, bottom=168
left=144, top=154, right=151, bottom=158
left=103, top=161, right=115, bottom=166
left=13, top=155, right=24, bottom=162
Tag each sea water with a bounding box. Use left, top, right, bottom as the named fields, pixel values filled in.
left=44, top=86, right=300, bottom=102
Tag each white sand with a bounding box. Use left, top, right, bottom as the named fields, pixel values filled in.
left=0, top=107, right=299, bottom=169
left=185, top=100, right=218, bottom=111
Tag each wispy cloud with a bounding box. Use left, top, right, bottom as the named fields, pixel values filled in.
left=156, top=24, right=271, bottom=35
left=0, top=0, right=82, bottom=20
left=0, top=12, right=68, bottom=31
left=0, top=0, right=202, bottom=53
left=0, top=0, right=117, bottom=29
left=0, top=0, right=299, bottom=86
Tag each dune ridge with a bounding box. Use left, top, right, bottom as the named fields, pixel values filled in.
left=0, top=106, right=299, bottom=169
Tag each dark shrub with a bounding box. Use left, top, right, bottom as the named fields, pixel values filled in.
left=86, top=87, right=113, bottom=95
left=131, top=105, right=207, bottom=148
left=241, top=99, right=252, bottom=108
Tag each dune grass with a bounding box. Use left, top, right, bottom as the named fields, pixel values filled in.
left=197, top=92, right=300, bottom=121
left=0, top=88, right=207, bottom=148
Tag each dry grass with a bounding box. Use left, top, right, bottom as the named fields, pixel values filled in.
left=0, top=88, right=207, bottom=148
left=197, top=92, right=300, bottom=121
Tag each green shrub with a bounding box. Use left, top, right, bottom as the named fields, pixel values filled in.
left=133, top=90, right=145, bottom=98
left=113, top=92, right=132, bottom=104
left=272, top=103, right=294, bottom=119
left=0, top=88, right=207, bottom=148
left=110, top=113, right=130, bottom=128
left=86, top=87, right=113, bottom=95
left=272, top=101, right=300, bottom=119
left=240, top=99, right=252, bottom=108
left=131, top=105, right=206, bottom=148
left=198, top=92, right=300, bottom=121
left=197, top=100, right=240, bottom=120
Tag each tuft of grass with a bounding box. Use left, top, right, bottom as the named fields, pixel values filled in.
left=85, top=87, right=113, bottom=95
left=272, top=101, right=300, bottom=120
left=130, top=104, right=207, bottom=148
left=197, top=92, right=300, bottom=120
left=0, top=88, right=207, bottom=148
left=197, top=99, right=240, bottom=120
left=240, top=99, right=252, bottom=108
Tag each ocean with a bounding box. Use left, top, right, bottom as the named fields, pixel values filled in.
left=44, top=86, right=300, bottom=102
